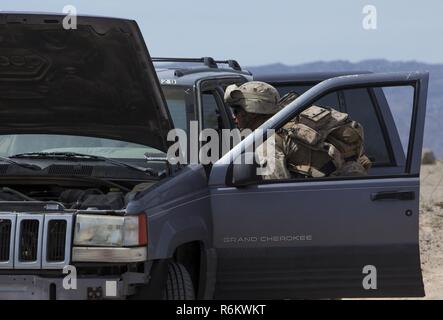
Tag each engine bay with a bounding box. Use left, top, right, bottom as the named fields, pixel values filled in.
left=0, top=179, right=155, bottom=212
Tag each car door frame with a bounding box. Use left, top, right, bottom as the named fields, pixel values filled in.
left=211, top=72, right=428, bottom=181
left=260, top=76, right=407, bottom=174
left=196, top=75, right=250, bottom=132
left=208, top=72, right=429, bottom=299
left=195, top=76, right=250, bottom=162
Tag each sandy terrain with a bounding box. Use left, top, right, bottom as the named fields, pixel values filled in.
left=419, top=160, right=443, bottom=299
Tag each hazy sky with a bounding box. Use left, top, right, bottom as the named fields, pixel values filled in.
left=0, top=0, right=441, bottom=66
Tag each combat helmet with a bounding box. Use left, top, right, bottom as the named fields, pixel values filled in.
left=224, top=81, right=281, bottom=115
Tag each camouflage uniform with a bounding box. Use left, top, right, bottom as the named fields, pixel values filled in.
left=224, top=82, right=371, bottom=180
left=224, top=82, right=290, bottom=180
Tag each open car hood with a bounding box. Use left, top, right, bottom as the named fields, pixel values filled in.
left=0, top=13, right=172, bottom=152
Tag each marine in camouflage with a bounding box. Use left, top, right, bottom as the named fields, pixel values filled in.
left=224, top=81, right=371, bottom=179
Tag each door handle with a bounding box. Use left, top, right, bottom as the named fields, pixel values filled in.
left=370, top=191, right=415, bottom=201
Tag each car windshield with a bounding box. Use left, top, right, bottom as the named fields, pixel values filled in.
left=0, top=134, right=162, bottom=159
left=0, top=86, right=192, bottom=159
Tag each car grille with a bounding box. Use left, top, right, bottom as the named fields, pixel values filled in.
left=19, top=220, right=40, bottom=262
left=46, top=220, right=67, bottom=262
left=0, top=213, right=72, bottom=269
left=0, top=220, right=12, bottom=261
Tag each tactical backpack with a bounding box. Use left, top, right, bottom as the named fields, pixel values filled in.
left=277, top=105, right=372, bottom=178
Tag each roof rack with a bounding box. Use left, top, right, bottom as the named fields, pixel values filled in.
left=214, top=59, right=242, bottom=71
left=172, top=67, right=251, bottom=78
left=152, top=57, right=243, bottom=71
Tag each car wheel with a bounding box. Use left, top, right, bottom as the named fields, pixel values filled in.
left=163, top=261, right=195, bottom=300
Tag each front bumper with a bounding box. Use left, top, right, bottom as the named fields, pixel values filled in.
left=0, top=274, right=143, bottom=300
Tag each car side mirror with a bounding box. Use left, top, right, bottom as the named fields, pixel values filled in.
left=228, top=162, right=262, bottom=187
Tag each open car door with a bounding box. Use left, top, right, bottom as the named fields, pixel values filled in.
left=209, top=72, right=428, bottom=299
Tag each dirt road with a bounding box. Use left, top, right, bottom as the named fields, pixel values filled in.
left=420, top=160, right=443, bottom=299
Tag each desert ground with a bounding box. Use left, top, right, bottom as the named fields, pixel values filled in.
left=419, top=160, right=443, bottom=299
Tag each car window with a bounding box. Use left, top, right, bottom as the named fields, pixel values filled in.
left=382, top=86, right=414, bottom=155
left=253, top=83, right=416, bottom=182
left=342, top=88, right=391, bottom=165
left=0, top=134, right=161, bottom=159
left=274, top=84, right=392, bottom=166
left=202, top=92, right=222, bottom=130
left=276, top=85, right=340, bottom=108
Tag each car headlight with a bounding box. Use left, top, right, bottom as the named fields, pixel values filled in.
left=72, top=213, right=148, bottom=263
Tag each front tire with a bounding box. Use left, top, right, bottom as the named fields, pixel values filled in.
left=163, top=261, right=195, bottom=300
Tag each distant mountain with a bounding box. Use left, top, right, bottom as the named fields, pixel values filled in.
left=248, top=60, right=443, bottom=158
